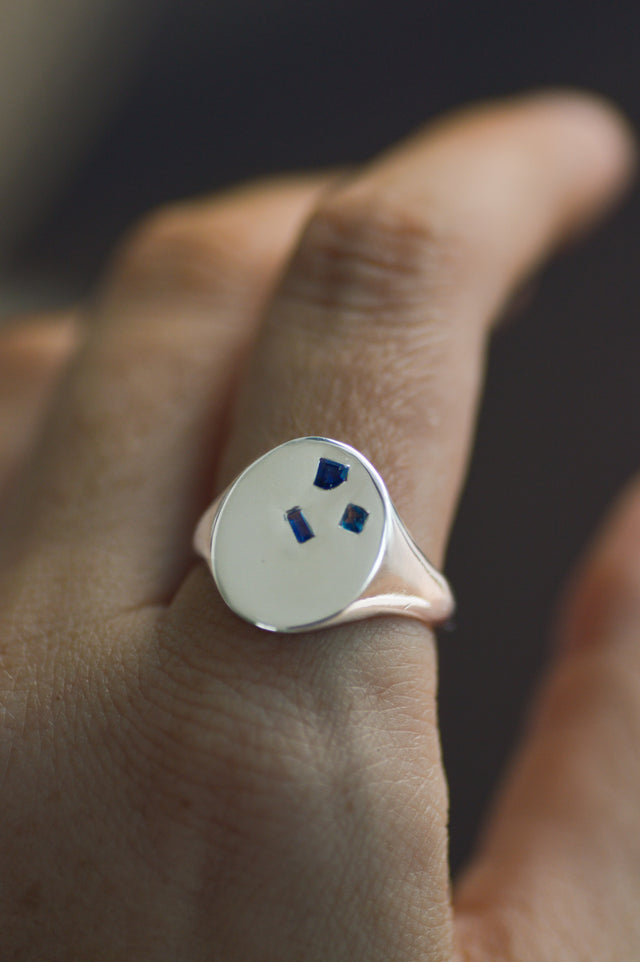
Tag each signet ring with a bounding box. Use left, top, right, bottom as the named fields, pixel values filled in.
left=193, top=437, right=455, bottom=634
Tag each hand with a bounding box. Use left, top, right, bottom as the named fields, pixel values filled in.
left=0, top=91, right=636, bottom=961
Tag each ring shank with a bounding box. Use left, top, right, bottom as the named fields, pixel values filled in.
left=193, top=498, right=220, bottom=565
left=347, top=506, right=455, bottom=625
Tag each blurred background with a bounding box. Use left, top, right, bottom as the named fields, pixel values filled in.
left=1, top=0, right=639, bottom=874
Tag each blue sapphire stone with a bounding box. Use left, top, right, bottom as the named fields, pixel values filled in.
left=340, top=503, right=369, bottom=534
left=314, top=457, right=349, bottom=490
left=286, top=506, right=315, bottom=543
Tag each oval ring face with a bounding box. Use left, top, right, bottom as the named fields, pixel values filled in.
left=211, top=438, right=388, bottom=631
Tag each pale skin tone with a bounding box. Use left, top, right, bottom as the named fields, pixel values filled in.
left=0, top=90, right=638, bottom=961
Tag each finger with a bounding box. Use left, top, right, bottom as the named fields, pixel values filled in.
left=0, top=177, right=332, bottom=610
left=0, top=314, right=79, bottom=504
left=454, top=478, right=640, bottom=961
left=218, top=92, right=634, bottom=562
left=164, top=93, right=633, bottom=962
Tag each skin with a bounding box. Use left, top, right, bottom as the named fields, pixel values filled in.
left=0, top=90, right=638, bottom=961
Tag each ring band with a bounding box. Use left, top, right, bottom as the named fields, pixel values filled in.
left=193, top=437, right=455, bottom=633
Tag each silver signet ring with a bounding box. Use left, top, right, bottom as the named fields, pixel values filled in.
left=193, top=437, right=455, bottom=634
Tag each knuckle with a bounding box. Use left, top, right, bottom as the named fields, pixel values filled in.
left=106, top=201, right=253, bottom=302
left=285, top=189, right=464, bottom=323
left=127, top=680, right=332, bottom=857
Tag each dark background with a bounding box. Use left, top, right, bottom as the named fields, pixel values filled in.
left=11, top=0, right=640, bottom=875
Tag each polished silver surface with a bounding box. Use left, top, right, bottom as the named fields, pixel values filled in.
left=194, top=437, right=454, bottom=633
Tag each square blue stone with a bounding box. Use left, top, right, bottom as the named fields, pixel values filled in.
left=314, top=457, right=349, bottom=490
left=286, top=506, right=315, bottom=543
left=340, top=503, right=369, bottom=534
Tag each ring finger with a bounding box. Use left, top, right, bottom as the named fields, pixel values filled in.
left=163, top=91, right=634, bottom=962
left=216, top=92, right=633, bottom=564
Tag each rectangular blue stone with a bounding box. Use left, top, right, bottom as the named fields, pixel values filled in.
left=314, top=457, right=349, bottom=490
left=286, top=506, right=315, bottom=543
left=340, top=503, right=369, bottom=534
